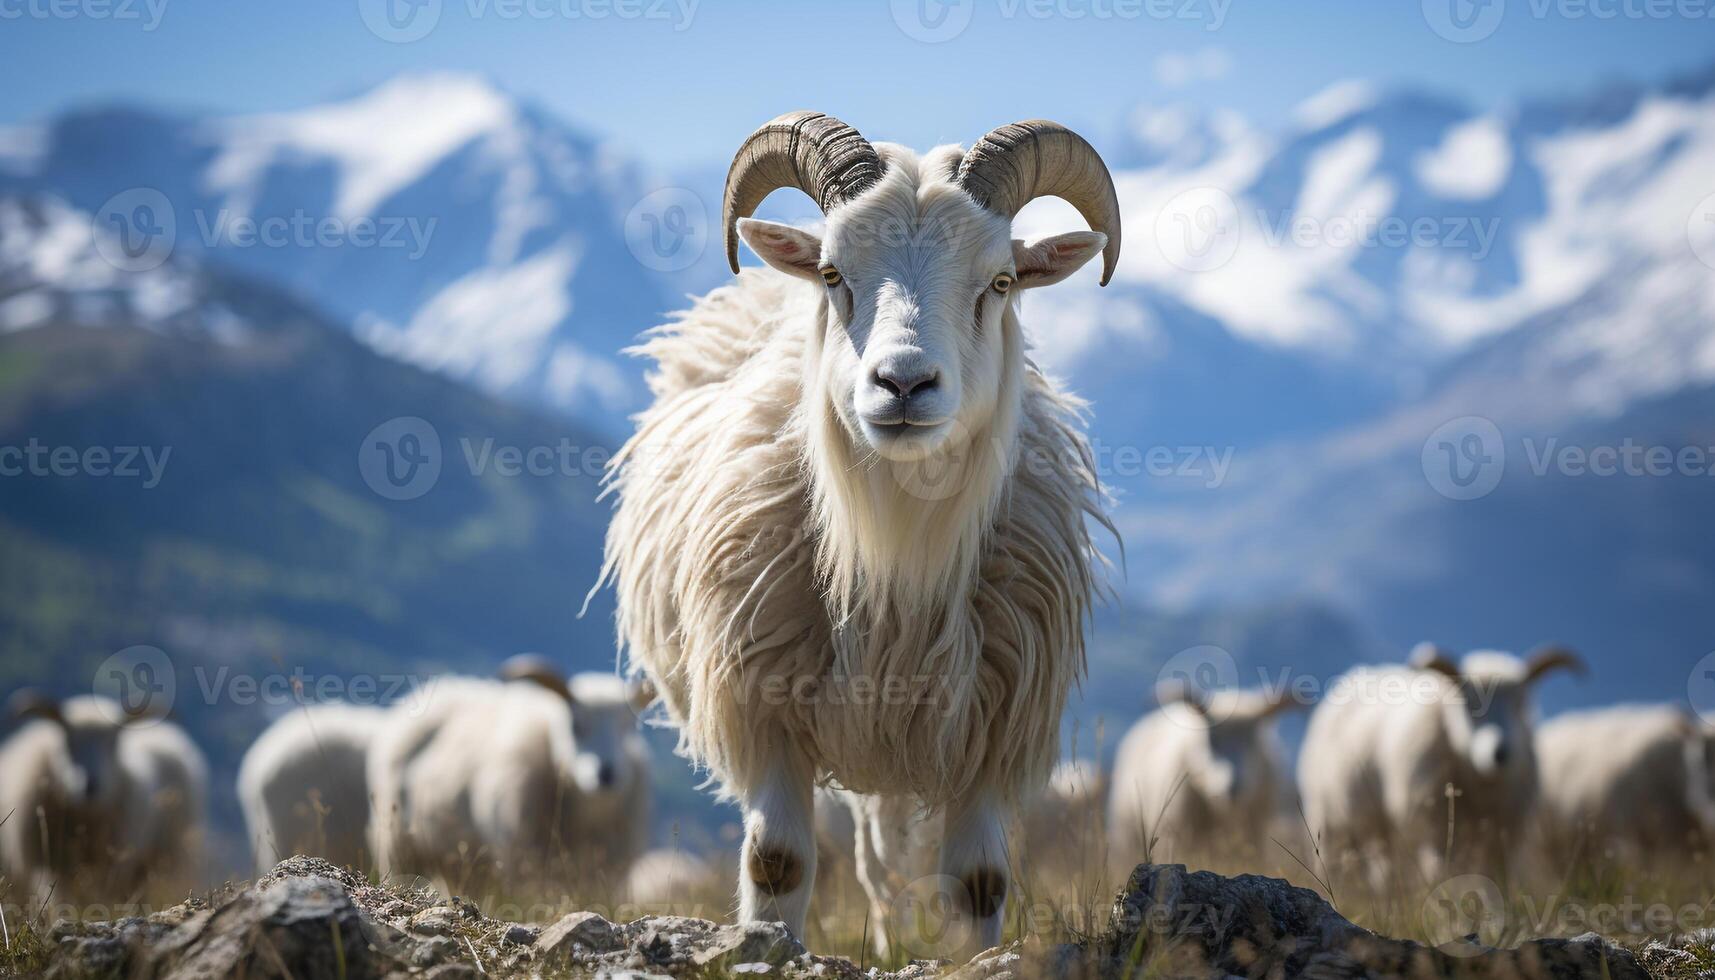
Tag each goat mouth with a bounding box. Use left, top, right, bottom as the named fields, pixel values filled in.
left=861, top=417, right=947, bottom=441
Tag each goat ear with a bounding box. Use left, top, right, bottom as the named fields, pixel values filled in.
left=1523, top=645, right=1586, bottom=685
left=627, top=675, right=658, bottom=713
left=736, top=219, right=825, bottom=282
left=1409, top=642, right=1461, bottom=680
left=1012, top=232, right=1108, bottom=290
left=497, top=654, right=576, bottom=706
left=6, top=689, right=62, bottom=726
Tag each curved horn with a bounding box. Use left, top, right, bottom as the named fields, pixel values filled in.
left=957, top=120, right=1123, bottom=285
left=498, top=654, right=575, bottom=705
left=1523, top=645, right=1586, bottom=684
left=1155, top=678, right=1209, bottom=717
left=1409, top=642, right=1461, bottom=680
left=6, top=689, right=62, bottom=725
left=722, top=110, right=885, bottom=274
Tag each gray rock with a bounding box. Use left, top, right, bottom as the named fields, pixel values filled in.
left=537, top=909, right=625, bottom=956
left=691, top=921, right=806, bottom=969
left=1084, top=863, right=1651, bottom=980
left=409, top=906, right=464, bottom=937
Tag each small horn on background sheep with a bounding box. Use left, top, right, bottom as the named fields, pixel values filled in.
left=1155, top=678, right=1209, bottom=716
left=956, top=120, right=1124, bottom=286
left=1408, top=642, right=1461, bottom=679
left=498, top=654, right=577, bottom=706
left=626, top=676, right=658, bottom=713
left=1523, top=645, right=1586, bottom=684
left=5, top=688, right=62, bottom=725
left=722, top=110, right=885, bottom=274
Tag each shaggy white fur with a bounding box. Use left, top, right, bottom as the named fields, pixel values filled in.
left=601, top=152, right=1107, bottom=810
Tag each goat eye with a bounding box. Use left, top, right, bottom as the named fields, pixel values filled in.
left=991, top=273, right=1014, bottom=294
left=819, top=266, right=842, bottom=287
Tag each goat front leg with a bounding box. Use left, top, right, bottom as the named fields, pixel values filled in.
left=936, top=792, right=1010, bottom=962
left=738, top=727, right=817, bottom=937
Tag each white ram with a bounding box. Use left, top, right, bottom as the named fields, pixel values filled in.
left=600, top=111, right=1120, bottom=956
left=367, top=657, right=653, bottom=896
left=1298, top=644, right=1583, bottom=880
left=237, top=703, right=387, bottom=873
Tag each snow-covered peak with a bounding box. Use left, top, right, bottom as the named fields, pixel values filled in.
left=206, top=72, right=519, bottom=220
left=0, top=196, right=251, bottom=343
left=1293, top=80, right=1380, bottom=132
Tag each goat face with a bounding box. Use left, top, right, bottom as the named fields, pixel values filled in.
left=742, top=160, right=1104, bottom=461
left=724, top=113, right=1120, bottom=463
left=1412, top=644, right=1584, bottom=782
left=1166, top=688, right=1295, bottom=808
left=53, top=697, right=129, bottom=807
left=565, top=675, right=653, bottom=800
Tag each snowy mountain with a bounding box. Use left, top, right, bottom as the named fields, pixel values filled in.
left=1061, top=68, right=1715, bottom=702
left=0, top=74, right=680, bottom=424
left=4, top=65, right=1713, bottom=705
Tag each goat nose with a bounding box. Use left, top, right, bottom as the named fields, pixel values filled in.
left=871, top=362, right=939, bottom=400
left=598, top=763, right=617, bottom=787
left=1492, top=742, right=1510, bottom=767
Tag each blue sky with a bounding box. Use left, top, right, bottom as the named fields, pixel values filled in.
left=2, top=0, right=1712, bottom=169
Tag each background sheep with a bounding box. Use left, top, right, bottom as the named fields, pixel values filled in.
left=600, top=110, right=1118, bottom=957
left=1299, top=643, right=1583, bottom=882
left=1107, top=685, right=1299, bottom=867
left=368, top=657, right=653, bottom=900
left=1536, top=703, right=1715, bottom=867
left=0, top=692, right=207, bottom=907
left=238, top=703, right=386, bottom=874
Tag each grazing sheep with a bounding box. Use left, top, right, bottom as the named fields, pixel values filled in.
left=1536, top=704, right=1715, bottom=865
left=1298, top=644, right=1584, bottom=880
left=118, top=715, right=209, bottom=891
left=0, top=691, right=207, bottom=905
left=600, top=111, right=1119, bottom=956
left=238, top=703, right=386, bottom=874
left=1108, top=685, right=1299, bottom=865
left=368, top=657, right=654, bottom=897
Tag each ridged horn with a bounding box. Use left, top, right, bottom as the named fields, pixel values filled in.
left=722, top=110, right=885, bottom=274
left=498, top=653, right=575, bottom=705
left=957, top=120, right=1123, bottom=285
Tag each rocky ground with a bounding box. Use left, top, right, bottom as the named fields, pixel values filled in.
left=19, top=857, right=1689, bottom=979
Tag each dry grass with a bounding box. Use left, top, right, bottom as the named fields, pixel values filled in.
left=6, top=803, right=1714, bottom=976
